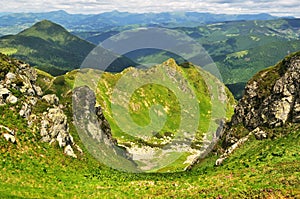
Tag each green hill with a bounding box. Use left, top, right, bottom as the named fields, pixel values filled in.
left=42, top=58, right=234, bottom=172
left=0, top=20, right=95, bottom=76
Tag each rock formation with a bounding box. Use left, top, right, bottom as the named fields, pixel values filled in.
left=0, top=53, right=79, bottom=158
left=217, top=52, right=300, bottom=165
left=72, top=86, right=133, bottom=162
left=231, top=52, right=300, bottom=130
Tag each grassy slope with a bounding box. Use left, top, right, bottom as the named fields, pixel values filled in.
left=0, top=115, right=299, bottom=198
left=70, top=60, right=235, bottom=147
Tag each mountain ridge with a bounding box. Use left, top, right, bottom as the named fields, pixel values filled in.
left=0, top=50, right=299, bottom=197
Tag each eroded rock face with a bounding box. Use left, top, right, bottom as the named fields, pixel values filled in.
left=0, top=54, right=79, bottom=158
left=231, top=54, right=300, bottom=130
left=40, top=107, right=72, bottom=147
left=72, top=86, right=132, bottom=160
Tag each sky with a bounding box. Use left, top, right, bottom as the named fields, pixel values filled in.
left=0, top=0, right=299, bottom=17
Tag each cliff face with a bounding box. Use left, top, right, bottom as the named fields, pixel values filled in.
left=215, top=52, right=300, bottom=165
left=231, top=52, right=300, bottom=130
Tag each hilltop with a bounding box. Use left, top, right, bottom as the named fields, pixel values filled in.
left=0, top=20, right=95, bottom=75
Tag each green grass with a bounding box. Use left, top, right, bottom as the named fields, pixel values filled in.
left=0, top=117, right=299, bottom=198
left=69, top=60, right=235, bottom=171
left=0, top=53, right=299, bottom=198
left=0, top=47, right=17, bottom=55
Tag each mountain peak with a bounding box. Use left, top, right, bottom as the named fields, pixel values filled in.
left=0, top=20, right=95, bottom=75
left=162, top=58, right=179, bottom=68
left=18, top=20, right=69, bottom=41
left=33, top=19, right=60, bottom=28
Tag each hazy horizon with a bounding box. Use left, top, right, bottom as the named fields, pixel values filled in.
left=0, top=0, right=299, bottom=18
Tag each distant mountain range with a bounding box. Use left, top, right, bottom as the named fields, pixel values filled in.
left=0, top=10, right=281, bottom=35
left=80, top=18, right=300, bottom=99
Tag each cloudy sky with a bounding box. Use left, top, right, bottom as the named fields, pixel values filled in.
left=0, top=0, right=299, bottom=17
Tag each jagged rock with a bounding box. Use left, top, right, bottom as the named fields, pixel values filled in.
left=231, top=53, right=300, bottom=130
left=0, top=87, right=10, bottom=95
left=39, top=106, right=79, bottom=157
left=5, top=72, right=17, bottom=85
left=40, top=119, right=49, bottom=137
left=252, top=127, right=267, bottom=140
left=0, top=87, right=10, bottom=105
left=42, top=94, right=59, bottom=105
left=3, top=133, right=16, bottom=144
left=6, top=94, right=18, bottom=104
left=292, top=98, right=300, bottom=123
left=40, top=107, right=72, bottom=147
left=22, top=67, right=37, bottom=82
left=19, top=102, right=31, bottom=118
left=95, top=106, right=117, bottom=144
left=64, top=145, right=77, bottom=158
left=72, top=86, right=132, bottom=160
left=28, top=97, right=38, bottom=106
left=33, top=85, right=43, bottom=96
left=19, top=74, right=34, bottom=94
left=0, top=54, right=79, bottom=158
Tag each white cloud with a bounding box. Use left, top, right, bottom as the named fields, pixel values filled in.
left=0, top=0, right=299, bottom=17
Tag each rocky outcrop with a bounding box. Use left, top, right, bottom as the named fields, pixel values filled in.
left=231, top=53, right=300, bottom=130
left=40, top=105, right=76, bottom=156
left=0, top=54, right=79, bottom=158
left=217, top=52, right=300, bottom=165
left=0, top=86, right=18, bottom=105
left=42, top=94, right=59, bottom=105
left=72, top=86, right=132, bottom=160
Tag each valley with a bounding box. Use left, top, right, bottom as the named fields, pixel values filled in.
left=0, top=10, right=299, bottom=198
